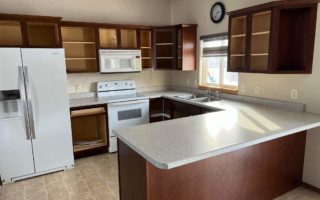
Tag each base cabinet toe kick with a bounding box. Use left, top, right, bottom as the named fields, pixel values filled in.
left=118, top=131, right=307, bottom=200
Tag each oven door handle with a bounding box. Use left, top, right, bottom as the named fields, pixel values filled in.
left=108, top=99, right=149, bottom=107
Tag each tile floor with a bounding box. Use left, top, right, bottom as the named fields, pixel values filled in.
left=0, top=153, right=119, bottom=200
left=1, top=153, right=320, bottom=200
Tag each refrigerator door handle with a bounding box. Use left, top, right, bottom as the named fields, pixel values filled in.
left=23, top=66, right=36, bottom=140
left=19, top=66, right=31, bottom=140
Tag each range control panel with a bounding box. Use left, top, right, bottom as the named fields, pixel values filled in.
left=97, top=80, right=136, bottom=92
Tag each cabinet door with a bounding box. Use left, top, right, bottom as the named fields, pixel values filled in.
left=177, top=26, right=197, bottom=71
left=228, top=15, right=248, bottom=72
left=249, top=10, right=272, bottom=72
left=153, top=28, right=176, bottom=70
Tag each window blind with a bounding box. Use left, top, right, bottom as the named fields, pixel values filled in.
left=200, top=32, right=228, bottom=57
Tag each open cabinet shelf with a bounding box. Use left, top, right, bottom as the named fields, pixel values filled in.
left=0, top=21, right=23, bottom=46
left=61, top=26, right=98, bottom=73
left=27, top=22, right=60, bottom=47
left=121, top=29, right=137, bottom=48
left=140, top=30, right=153, bottom=69
left=228, top=1, right=317, bottom=74
left=71, top=107, right=108, bottom=154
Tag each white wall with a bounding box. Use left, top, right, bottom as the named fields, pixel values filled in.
left=0, top=0, right=173, bottom=93
left=0, top=0, right=172, bottom=25
left=171, top=0, right=320, bottom=187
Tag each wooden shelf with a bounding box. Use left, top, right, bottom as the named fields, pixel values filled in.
left=252, top=31, right=270, bottom=36
left=142, top=57, right=151, bottom=59
left=231, top=34, right=246, bottom=38
left=63, top=41, right=95, bottom=44
left=251, top=53, right=269, bottom=56
left=141, top=46, right=151, bottom=49
left=66, top=58, right=96, bottom=60
left=156, top=43, right=174, bottom=46
left=74, top=143, right=107, bottom=153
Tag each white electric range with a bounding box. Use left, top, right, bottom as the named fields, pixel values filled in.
left=97, top=80, right=150, bottom=153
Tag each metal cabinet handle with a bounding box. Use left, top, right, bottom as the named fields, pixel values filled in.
left=19, top=66, right=31, bottom=140
left=23, top=66, right=36, bottom=140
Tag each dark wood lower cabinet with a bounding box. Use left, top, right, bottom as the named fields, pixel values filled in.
left=170, top=100, right=201, bottom=119
left=118, top=131, right=307, bottom=200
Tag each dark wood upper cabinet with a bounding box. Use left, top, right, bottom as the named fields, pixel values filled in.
left=176, top=24, right=198, bottom=71
left=153, top=24, right=197, bottom=71
left=228, top=0, right=319, bottom=74
left=60, top=22, right=99, bottom=73
left=0, top=13, right=62, bottom=48
left=153, top=27, right=177, bottom=70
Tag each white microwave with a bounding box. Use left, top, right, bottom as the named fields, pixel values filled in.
left=99, top=49, right=142, bottom=73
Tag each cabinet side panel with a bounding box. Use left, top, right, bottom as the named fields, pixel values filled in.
left=118, top=140, right=147, bottom=200
left=182, top=27, right=197, bottom=71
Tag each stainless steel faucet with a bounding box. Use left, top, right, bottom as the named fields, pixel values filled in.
left=206, top=88, right=211, bottom=97
left=215, top=91, right=220, bottom=99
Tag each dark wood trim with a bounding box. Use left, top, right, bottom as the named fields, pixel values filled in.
left=20, top=21, right=29, bottom=47
left=302, top=182, right=320, bottom=193
left=61, top=20, right=152, bottom=30
left=136, top=29, right=141, bottom=49
left=0, top=13, right=62, bottom=22
left=227, top=0, right=320, bottom=16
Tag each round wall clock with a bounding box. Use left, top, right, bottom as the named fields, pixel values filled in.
left=210, top=2, right=226, bottom=24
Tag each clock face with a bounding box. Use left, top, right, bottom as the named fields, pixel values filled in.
left=210, top=2, right=225, bottom=23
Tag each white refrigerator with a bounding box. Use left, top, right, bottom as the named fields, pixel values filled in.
left=0, top=48, right=74, bottom=184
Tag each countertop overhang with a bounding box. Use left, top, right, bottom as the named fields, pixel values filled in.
left=113, top=98, right=320, bottom=169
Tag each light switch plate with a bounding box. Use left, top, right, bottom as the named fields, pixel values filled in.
left=75, top=84, right=82, bottom=92
left=255, top=86, right=260, bottom=95
left=291, top=89, right=298, bottom=99
left=194, top=80, right=198, bottom=87
left=186, top=79, right=190, bottom=86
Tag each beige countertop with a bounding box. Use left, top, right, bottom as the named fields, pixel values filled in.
left=114, top=98, right=320, bottom=169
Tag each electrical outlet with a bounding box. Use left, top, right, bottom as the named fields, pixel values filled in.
left=152, top=78, right=157, bottom=85
left=241, top=85, right=246, bottom=93
left=291, top=89, right=298, bottom=99
left=194, top=80, right=198, bottom=87
left=75, top=84, right=82, bottom=92
left=255, top=86, right=260, bottom=95
left=186, top=79, right=190, bottom=86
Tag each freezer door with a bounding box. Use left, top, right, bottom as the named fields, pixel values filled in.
left=0, top=48, right=22, bottom=91
left=0, top=48, right=35, bottom=183
left=21, top=48, right=74, bottom=172
left=0, top=118, right=36, bottom=183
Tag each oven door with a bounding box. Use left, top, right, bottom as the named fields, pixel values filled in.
left=100, top=55, right=137, bottom=73
left=107, top=99, right=150, bottom=137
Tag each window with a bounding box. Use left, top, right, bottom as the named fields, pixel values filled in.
left=201, top=33, right=238, bottom=89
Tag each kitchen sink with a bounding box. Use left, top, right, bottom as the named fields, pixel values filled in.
left=174, top=94, right=220, bottom=103
left=174, top=94, right=206, bottom=100
left=190, top=97, right=220, bottom=103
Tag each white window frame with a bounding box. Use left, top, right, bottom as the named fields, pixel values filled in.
left=201, top=56, right=238, bottom=90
